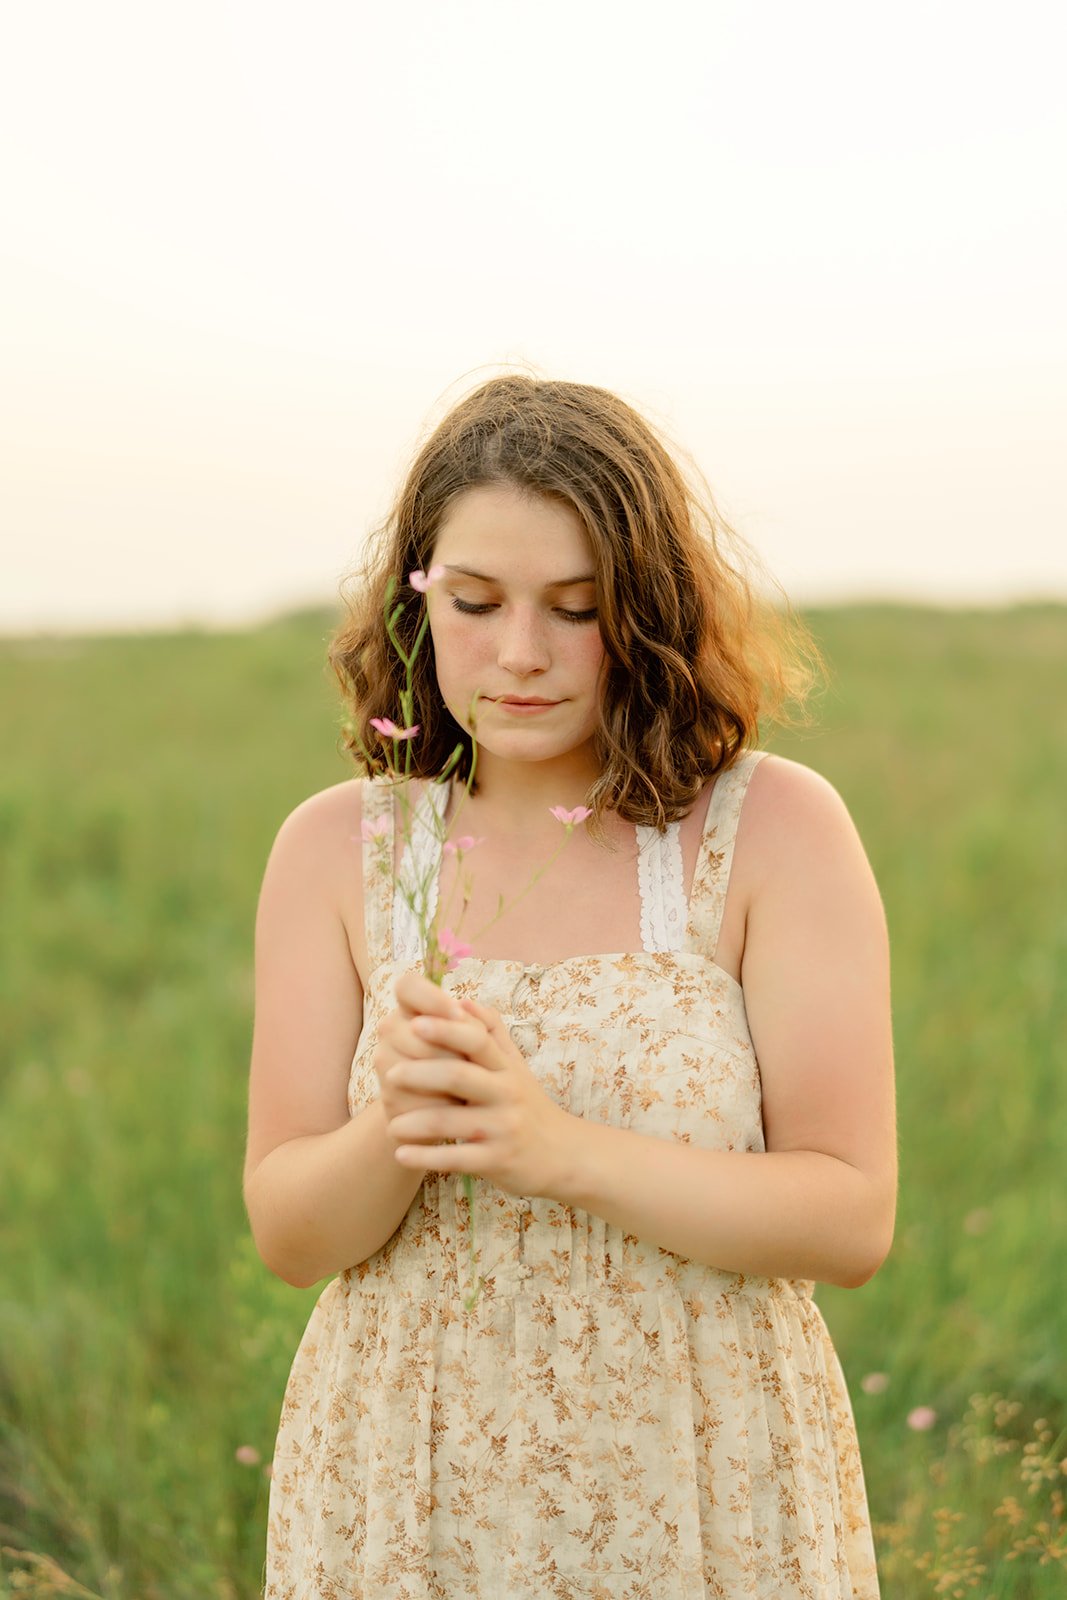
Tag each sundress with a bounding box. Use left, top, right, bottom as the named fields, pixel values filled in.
left=265, top=751, right=880, bottom=1598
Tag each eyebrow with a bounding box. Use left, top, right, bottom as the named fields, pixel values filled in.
left=443, top=564, right=596, bottom=588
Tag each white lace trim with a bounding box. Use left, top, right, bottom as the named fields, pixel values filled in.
left=392, top=784, right=449, bottom=964
left=635, top=822, right=686, bottom=954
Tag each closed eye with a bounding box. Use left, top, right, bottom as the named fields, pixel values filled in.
left=450, top=598, right=597, bottom=624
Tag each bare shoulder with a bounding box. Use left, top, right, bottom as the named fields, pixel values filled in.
left=269, top=776, right=365, bottom=866
left=737, top=753, right=880, bottom=894
left=715, top=754, right=886, bottom=978
left=262, top=776, right=370, bottom=973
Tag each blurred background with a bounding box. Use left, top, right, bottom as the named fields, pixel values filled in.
left=1, top=3, right=1065, bottom=1597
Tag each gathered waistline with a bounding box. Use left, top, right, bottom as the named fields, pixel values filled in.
left=338, top=1270, right=816, bottom=1305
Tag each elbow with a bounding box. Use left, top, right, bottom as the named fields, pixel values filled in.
left=244, top=1197, right=326, bottom=1290
left=277, top=1264, right=326, bottom=1291
left=250, top=1228, right=326, bottom=1291
left=833, top=1218, right=896, bottom=1290
left=833, top=1257, right=883, bottom=1291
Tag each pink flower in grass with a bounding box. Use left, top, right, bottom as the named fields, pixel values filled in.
left=907, top=1406, right=938, bottom=1431
left=235, top=1445, right=261, bottom=1466
left=549, top=805, right=593, bottom=827
left=861, top=1372, right=890, bottom=1395
left=437, top=926, right=473, bottom=970
left=443, top=835, right=486, bottom=855
left=370, top=717, right=420, bottom=740
left=409, top=564, right=446, bottom=593
left=360, top=817, right=390, bottom=842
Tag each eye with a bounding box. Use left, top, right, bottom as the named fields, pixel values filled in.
left=556, top=607, right=598, bottom=624
left=450, top=598, right=496, bottom=615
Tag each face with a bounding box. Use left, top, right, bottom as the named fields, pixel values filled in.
left=427, top=484, right=606, bottom=772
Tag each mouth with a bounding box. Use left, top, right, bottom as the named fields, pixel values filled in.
left=494, top=696, right=560, bottom=706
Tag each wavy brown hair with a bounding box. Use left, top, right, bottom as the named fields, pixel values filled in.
left=329, top=375, right=819, bottom=828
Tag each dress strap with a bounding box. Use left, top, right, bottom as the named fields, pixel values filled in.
left=685, top=750, right=768, bottom=957
left=360, top=777, right=396, bottom=974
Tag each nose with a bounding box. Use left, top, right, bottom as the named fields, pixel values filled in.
left=495, top=605, right=550, bottom=677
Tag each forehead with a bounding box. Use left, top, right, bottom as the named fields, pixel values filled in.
left=432, top=484, right=593, bottom=577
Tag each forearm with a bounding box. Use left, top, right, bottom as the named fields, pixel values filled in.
left=554, top=1119, right=895, bottom=1289
left=245, top=1098, right=424, bottom=1288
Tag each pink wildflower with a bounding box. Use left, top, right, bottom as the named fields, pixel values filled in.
left=235, top=1445, right=261, bottom=1466
left=409, top=564, right=446, bottom=593
left=443, top=835, right=486, bottom=855
left=370, top=717, right=420, bottom=740
left=437, top=926, right=473, bottom=969
left=549, top=805, right=593, bottom=827
left=360, top=817, right=390, bottom=842
left=907, top=1406, right=938, bottom=1431
left=861, top=1372, right=889, bottom=1395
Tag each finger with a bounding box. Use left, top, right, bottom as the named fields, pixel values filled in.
left=388, top=1021, right=470, bottom=1062
left=458, top=996, right=510, bottom=1044
left=394, top=971, right=465, bottom=1021
left=388, top=1105, right=495, bottom=1146
left=394, top=1140, right=495, bottom=1174
left=410, top=1014, right=505, bottom=1070
left=388, top=1057, right=499, bottom=1103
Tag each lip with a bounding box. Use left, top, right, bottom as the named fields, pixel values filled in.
left=490, top=696, right=561, bottom=715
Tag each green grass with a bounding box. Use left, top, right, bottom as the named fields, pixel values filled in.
left=1, top=604, right=1064, bottom=1596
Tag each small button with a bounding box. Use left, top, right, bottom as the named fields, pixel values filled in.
left=515, top=1197, right=532, bottom=1215
left=516, top=1264, right=533, bottom=1281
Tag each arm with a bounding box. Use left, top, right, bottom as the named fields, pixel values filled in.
left=555, top=758, right=896, bottom=1287
left=386, top=759, right=896, bottom=1290
left=243, top=784, right=424, bottom=1288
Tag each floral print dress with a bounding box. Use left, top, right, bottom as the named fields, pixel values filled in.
left=265, top=752, right=880, bottom=1599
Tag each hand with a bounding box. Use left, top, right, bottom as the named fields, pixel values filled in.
left=383, top=971, right=578, bottom=1200
left=373, top=973, right=473, bottom=1140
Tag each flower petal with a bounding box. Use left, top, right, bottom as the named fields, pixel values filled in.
left=369, top=717, right=420, bottom=740
left=437, top=926, right=473, bottom=969
left=408, top=564, right=446, bottom=593
left=549, top=804, right=593, bottom=826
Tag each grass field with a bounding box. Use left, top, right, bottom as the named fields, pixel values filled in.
left=1, top=604, right=1064, bottom=1597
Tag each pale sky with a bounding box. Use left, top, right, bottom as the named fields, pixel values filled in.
left=2, top=0, right=1065, bottom=632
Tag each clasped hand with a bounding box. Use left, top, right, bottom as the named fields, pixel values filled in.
left=373, top=972, right=575, bottom=1199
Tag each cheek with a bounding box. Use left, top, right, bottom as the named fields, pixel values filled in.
left=428, top=611, right=485, bottom=691
left=576, top=631, right=608, bottom=682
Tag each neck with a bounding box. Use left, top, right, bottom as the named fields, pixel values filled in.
left=458, top=746, right=600, bottom=834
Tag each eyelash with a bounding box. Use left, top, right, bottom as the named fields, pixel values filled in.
left=450, top=598, right=598, bottom=624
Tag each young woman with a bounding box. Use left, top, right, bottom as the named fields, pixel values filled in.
left=245, top=376, right=895, bottom=1599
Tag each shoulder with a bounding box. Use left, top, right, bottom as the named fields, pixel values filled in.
left=260, top=776, right=380, bottom=982
left=261, top=776, right=375, bottom=921
left=736, top=753, right=885, bottom=926
left=269, top=776, right=366, bottom=862
left=741, top=752, right=860, bottom=847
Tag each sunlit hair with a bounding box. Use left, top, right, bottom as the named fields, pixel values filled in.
left=329, top=374, right=820, bottom=828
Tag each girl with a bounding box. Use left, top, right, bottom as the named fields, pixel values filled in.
left=245, top=376, right=895, bottom=1598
